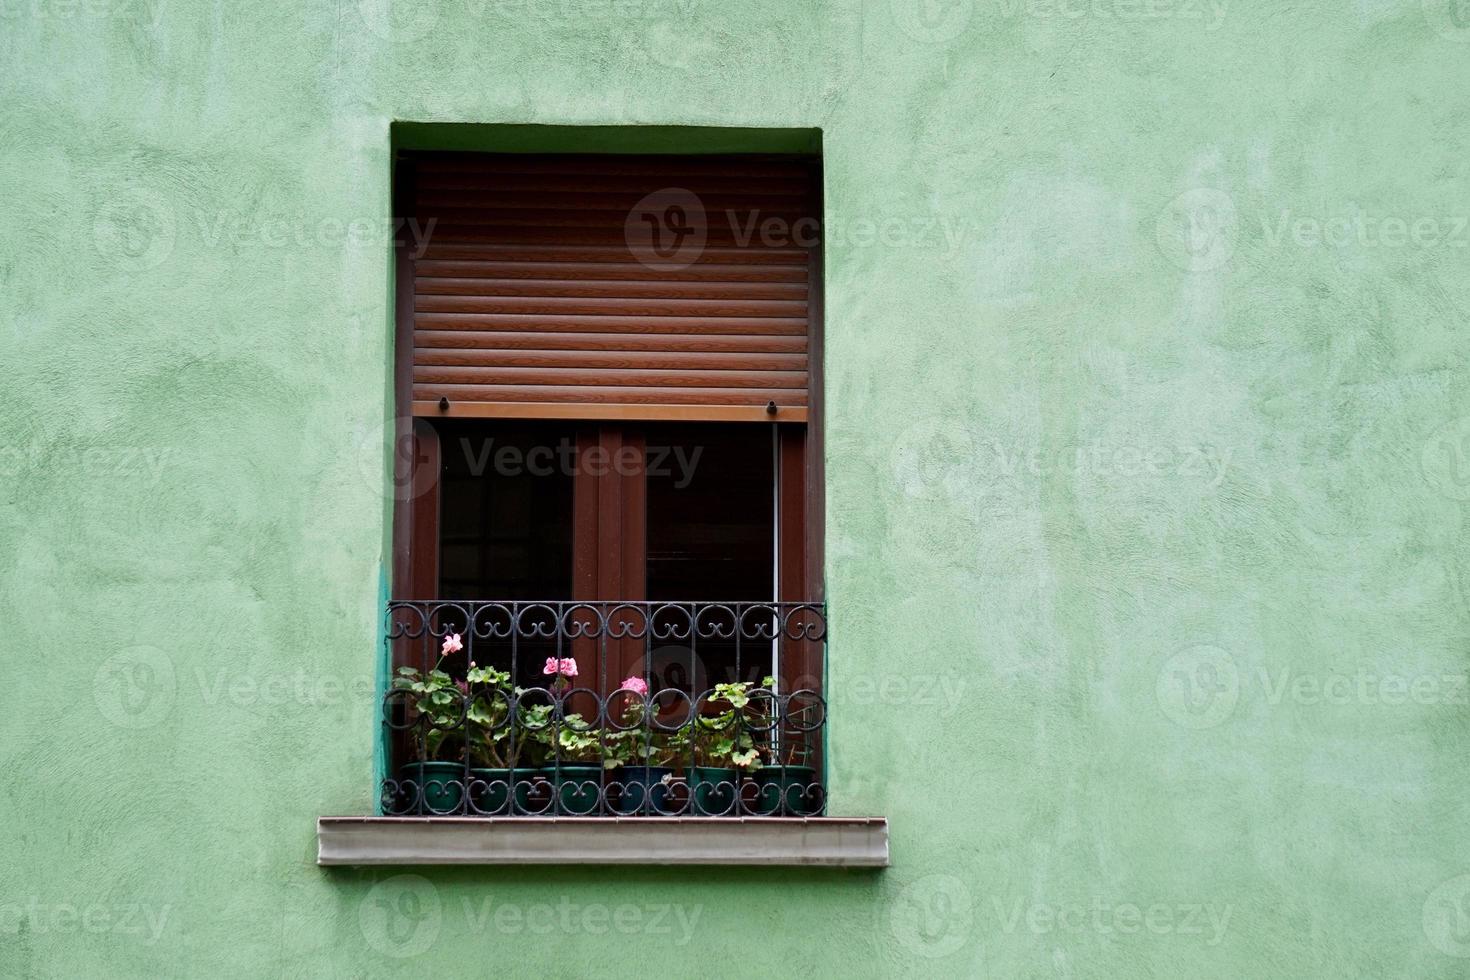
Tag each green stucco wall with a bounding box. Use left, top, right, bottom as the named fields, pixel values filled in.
left=4, top=1, right=1470, bottom=976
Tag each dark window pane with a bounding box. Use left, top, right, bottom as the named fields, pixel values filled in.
left=432, top=420, right=575, bottom=689
left=434, top=420, right=575, bottom=601
left=645, top=423, right=774, bottom=688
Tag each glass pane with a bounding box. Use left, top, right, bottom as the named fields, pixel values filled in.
left=432, top=420, right=575, bottom=689
left=644, top=423, right=774, bottom=689
left=434, top=420, right=575, bottom=601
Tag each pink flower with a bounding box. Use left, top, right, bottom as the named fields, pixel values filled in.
left=619, top=676, right=649, bottom=696
left=441, top=633, right=463, bottom=656
left=541, top=657, right=579, bottom=678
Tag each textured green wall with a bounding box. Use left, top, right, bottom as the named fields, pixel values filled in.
left=4, top=0, right=1470, bottom=976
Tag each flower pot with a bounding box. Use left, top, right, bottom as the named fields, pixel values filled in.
left=611, top=765, right=675, bottom=815
left=400, top=761, right=465, bottom=815
left=468, top=768, right=538, bottom=815
left=690, top=766, right=738, bottom=815
left=753, top=765, right=821, bottom=816
left=544, top=765, right=603, bottom=815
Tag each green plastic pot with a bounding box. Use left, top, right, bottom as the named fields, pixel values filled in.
left=544, top=765, right=603, bottom=815
left=468, top=768, right=538, bottom=815
left=611, top=765, right=675, bottom=815
left=400, top=761, right=465, bottom=815
left=753, top=765, right=821, bottom=816
left=690, top=766, right=738, bottom=815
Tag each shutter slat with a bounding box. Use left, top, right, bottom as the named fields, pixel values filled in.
left=419, top=242, right=808, bottom=264
left=415, top=260, right=808, bottom=282
left=415, top=348, right=808, bottom=372
left=414, top=365, right=808, bottom=389
left=416, top=295, right=808, bottom=318
left=410, top=153, right=817, bottom=421
left=425, top=226, right=806, bottom=248
left=416, top=313, right=808, bottom=335
left=414, top=330, right=807, bottom=353
left=415, top=277, right=807, bottom=300
left=420, top=207, right=810, bottom=229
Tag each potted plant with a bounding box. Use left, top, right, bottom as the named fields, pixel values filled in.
left=548, top=714, right=605, bottom=814
left=391, top=632, right=470, bottom=814
left=751, top=680, right=822, bottom=815
left=463, top=663, right=540, bottom=815
left=689, top=680, right=764, bottom=815
left=522, top=656, right=604, bottom=813
left=605, top=676, right=687, bottom=815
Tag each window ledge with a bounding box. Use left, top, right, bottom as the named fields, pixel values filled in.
left=317, top=816, right=888, bottom=868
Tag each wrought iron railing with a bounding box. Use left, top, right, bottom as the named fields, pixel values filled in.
left=380, top=600, right=827, bottom=817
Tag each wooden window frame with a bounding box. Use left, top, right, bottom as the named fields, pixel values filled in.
left=389, top=151, right=824, bottom=610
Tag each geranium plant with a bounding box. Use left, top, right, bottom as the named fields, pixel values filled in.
left=692, top=679, right=771, bottom=771
left=603, top=676, right=688, bottom=770
left=391, top=633, right=471, bottom=761
left=464, top=662, right=519, bottom=768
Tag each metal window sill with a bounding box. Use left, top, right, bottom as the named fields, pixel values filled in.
left=317, top=816, right=888, bottom=868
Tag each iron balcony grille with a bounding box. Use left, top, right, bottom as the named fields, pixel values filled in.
left=381, top=600, right=828, bottom=817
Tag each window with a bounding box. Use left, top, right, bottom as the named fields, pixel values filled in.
left=382, top=150, right=826, bottom=818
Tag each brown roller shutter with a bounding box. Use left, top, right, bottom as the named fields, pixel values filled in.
left=405, top=152, right=819, bottom=422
